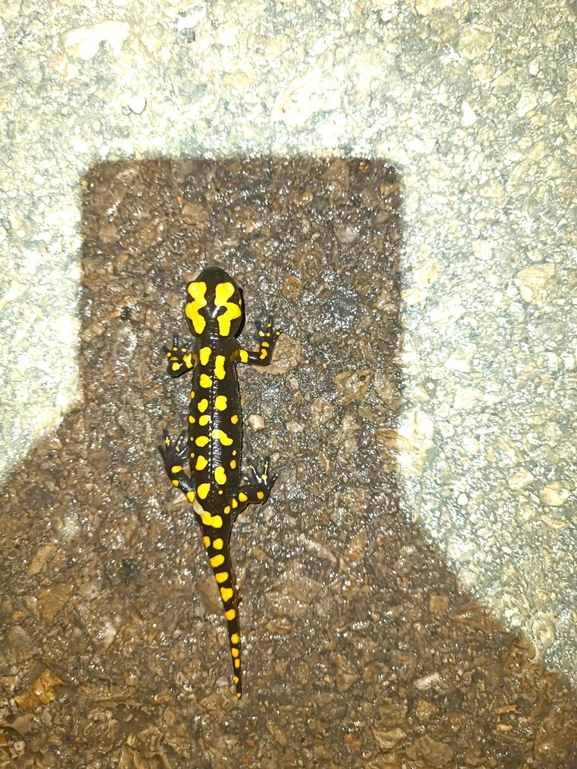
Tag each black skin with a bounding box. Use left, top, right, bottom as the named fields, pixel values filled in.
left=159, top=265, right=280, bottom=698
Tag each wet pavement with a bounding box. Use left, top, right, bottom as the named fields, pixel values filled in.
left=1, top=159, right=576, bottom=767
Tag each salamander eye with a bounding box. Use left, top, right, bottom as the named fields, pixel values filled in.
left=214, top=282, right=243, bottom=336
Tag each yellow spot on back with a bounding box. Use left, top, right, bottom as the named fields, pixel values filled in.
left=197, top=398, right=208, bottom=412
left=197, top=482, right=210, bottom=499
left=188, top=415, right=196, bottom=423
left=195, top=455, right=208, bottom=471
left=215, top=395, right=228, bottom=411
left=210, top=554, right=225, bottom=567
left=199, top=346, right=212, bottom=365
left=231, top=633, right=240, bottom=644
left=213, top=538, right=223, bottom=549
left=190, top=391, right=195, bottom=398
left=171, top=465, right=182, bottom=474
left=215, top=355, right=226, bottom=380
left=214, top=282, right=242, bottom=336
left=212, top=429, right=233, bottom=446
left=187, top=491, right=196, bottom=503
left=234, top=675, right=239, bottom=684
left=202, top=512, right=223, bottom=528
left=203, top=536, right=210, bottom=547
left=215, top=571, right=229, bottom=583
left=230, top=414, right=239, bottom=424
left=231, top=647, right=239, bottom=657
left=230, top=460, right=237, bottom=469
left=185, top=281, right=207, bottom=334
left=231, top=498, right=238, bottom=509
left=196, top=436, right=209, bottom=447
left=238, top=492, right=248, bottom=502
left=199, top=373, right=212, bottom=388
left=214, top=466, right=227, bottom=485
left=199, top=414, right=211, bottom=426
left=226, top=608, right=236, bottom=620
left=257, top=491, right=265, bottom=500
left=234, top=658, right=240, bottom=669
left=224, top=505, right=231, bottom=514
left=171, top=362, right=181, bottom=372
left=221, top=587, right=234, bottom=602
left=172, top=479, right=179, bottom=487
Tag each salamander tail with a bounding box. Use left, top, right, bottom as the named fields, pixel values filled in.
left=211, top=560, right=242, bottom=697
left=227, top=610, right=242, bottom=698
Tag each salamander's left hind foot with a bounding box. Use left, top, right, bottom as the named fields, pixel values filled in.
left=158, top=429, right=187, bottom=467
left=158, top=430, right=195, bottom=497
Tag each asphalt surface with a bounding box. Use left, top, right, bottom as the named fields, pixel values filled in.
left=1, top=1, right=576, bottom=765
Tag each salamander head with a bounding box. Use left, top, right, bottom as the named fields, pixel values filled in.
left=185, top=266, right=243, bottom=338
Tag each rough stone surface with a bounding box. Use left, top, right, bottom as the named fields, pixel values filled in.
left=1, top=0, right=577, bottom=763
left=1, top=157, right=576, bottom=767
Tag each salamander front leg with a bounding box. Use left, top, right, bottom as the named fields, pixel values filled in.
left=164, top=333, right=198, bottom=378
left=158, top=429, right=197, bottom=503
left=238, top=318, right=281, bottom=366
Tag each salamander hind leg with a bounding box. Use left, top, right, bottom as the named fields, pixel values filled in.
left=238, top=457, right=278, bottom=507
left=158, top=429, right=196, bottom=502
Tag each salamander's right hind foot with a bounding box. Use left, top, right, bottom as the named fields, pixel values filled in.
left=238, top=457, right=278, bottom=506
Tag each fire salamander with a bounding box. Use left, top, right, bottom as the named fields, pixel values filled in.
left=159, top=266, right=280, bottom=699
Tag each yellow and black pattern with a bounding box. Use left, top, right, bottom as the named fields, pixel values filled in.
left=159, top=266, right=280, bottom=698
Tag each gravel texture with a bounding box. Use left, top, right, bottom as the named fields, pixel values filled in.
left=1, top=0, right=577, bottom=764
left=1, top=157, right=576, bottom=767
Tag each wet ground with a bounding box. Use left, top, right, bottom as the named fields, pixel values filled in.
left=1, top=158, right=576, bottom=767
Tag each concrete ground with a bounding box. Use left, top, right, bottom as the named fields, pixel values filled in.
left=1, top=0, right=576, bottom=763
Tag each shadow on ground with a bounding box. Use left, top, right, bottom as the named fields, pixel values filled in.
left=0, top=159, right=576, bottom=768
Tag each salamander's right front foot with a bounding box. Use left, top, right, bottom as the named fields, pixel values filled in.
left=238, top=318, right=281, bottom=366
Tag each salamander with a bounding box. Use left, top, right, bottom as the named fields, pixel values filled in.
left=159, top=265, right=280, bottom=699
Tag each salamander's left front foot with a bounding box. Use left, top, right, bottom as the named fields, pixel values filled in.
left=164, top=333, right=197, bottom=377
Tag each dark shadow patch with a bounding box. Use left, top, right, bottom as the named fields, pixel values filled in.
left=0, top=158, right=576, bottom=767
